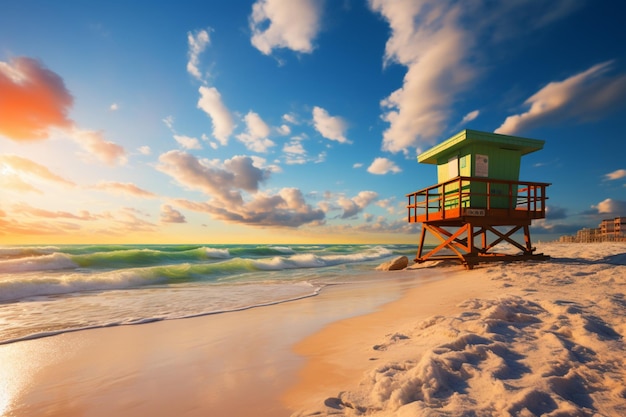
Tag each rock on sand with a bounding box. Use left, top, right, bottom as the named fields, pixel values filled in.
left=376, top=256, right=409, bottom=271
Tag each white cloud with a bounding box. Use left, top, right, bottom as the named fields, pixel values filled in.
left=282, top=113, right=298, bottom=124
left=592, top=198, right=626, bottom=214
left=159, top=151, right=322, bottom=227
left=353, top=163, right=363, bottom=169
left=367, top=157, right=401, bottom=175
left=283, top=139, right=307, bottom=165
left=496, top=61, right=626, bottom=135
left=368, top=1, right=582, bottom=154
left=158, top=151, right=268, bottom=205
left=277, top=124, right=291, bottom=135
left=174, top=134, right=202, bottom=150
left=197, top=86, right=234, bottom=146
left=605, top=169, right=626, bottom=181
left=109, top=103, right=119, bottom=111
left=249, top=0, right=322, bottom=55
left=312, top=106, right=350, bottom=144
left=337, top=191, right=378, bottom=219
left=138, top=145, right=151, bottom=155
left=369, top=1, right=474, bottom=153
left=236, top=111, right=275, bottom=153
left=187, top=29, right=211, bottom=81
left=283, top=140, right=305, bottom=155
left=461, top=109, right=480, bottom=124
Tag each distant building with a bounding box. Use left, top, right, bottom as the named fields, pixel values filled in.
left=560, top=216, right=626, bottom=242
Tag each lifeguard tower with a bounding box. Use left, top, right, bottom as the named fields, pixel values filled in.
left=406, top=129, right=550, bottom=269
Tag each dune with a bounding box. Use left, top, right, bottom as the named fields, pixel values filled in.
left=287, top=242, right=626, bottom=416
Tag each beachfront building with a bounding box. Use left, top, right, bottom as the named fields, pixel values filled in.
left=407, top=129, right=550, bottom=269
left=560, top=216, right=626, bottom=242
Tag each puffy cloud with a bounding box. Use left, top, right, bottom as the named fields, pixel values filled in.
left=174, top=187, right=325, bottom=228
left=369, top=1, right=473, bottom=153
left=282, top=113, right=298, bottom=124
left=220, top=188, right=324, bottom=227
left=138, top=145, right=151, bottom=155
left=197, top=86, right=234, bottom=146
left=174, top=134, right=202, bottom=150
left=161, top=204, right=186, bottom=223
left=592, top=198, right=626, bottom=215
left=0, top=57, right=127, bottom=164
left=69, top=127, right=127, bottom=166
left=283, top=140, right=305, bottom=155
left=367, top=157, right=401, bottom=175
left=369, top=1, right=581, bottom=154
left=496, top=61, right=626, bottom=135
left=376, top=197, right=398, bottom=215
left=277, top=124, right=291, bottom=135
left=157, top=150, right=270, bottom=205
left=283, top=139, right=307, bottom=165
left=159, top=151, right=324, bottom=227
left=236, top=111, right=275, bottom=153
left=605, top=169, right=626, bottom=181
left=0, top=57, right=73, bottom=140
left=187, top=29, right=211, bottom=81
left=95, top=181, right=157, bottom=198
left=312, top=106, right=350, bottom=144
left=338, top=191, right=378, bottom=219
left=0, top=154, right=75, bottom=186
left=250, top=0, right=322, bottom=55
left=109, top=103, right=119, bottom=111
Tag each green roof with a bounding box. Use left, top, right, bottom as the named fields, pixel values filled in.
left=418, top=129, right=545, bottom=164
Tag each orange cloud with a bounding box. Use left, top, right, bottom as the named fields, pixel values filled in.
left=0, top=57, right=127, bottom=165
left=95, top=181, right=157, bottom=198
left=0, top=57, right=73, bottom=140
left=0, top=154, right=75, bottom=186
left=13, top=203, right=99, bottom=221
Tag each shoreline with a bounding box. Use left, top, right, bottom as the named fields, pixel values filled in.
left=283, top=264, right=480, bottom=413
left=1, top=242, right=624, bottom=416
left=0, top=269, right=433, bottom=417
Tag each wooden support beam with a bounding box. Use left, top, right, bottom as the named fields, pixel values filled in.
left=416, top=223, right=469, bottom=263
left=483, top=225, right=526, bottom=253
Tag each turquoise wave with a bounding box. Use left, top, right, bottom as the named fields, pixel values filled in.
left=0, top=244, right=414, bottom=301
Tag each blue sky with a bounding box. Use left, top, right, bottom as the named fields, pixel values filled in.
left=1, top=0, right=625, bottom=244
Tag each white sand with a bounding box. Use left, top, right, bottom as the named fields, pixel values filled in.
left=1, top=242, right=624, bottom=417
left=288, top=242, right=626, bottom=416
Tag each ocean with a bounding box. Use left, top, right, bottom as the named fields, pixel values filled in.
left=0, top=243, right=417, bottom=345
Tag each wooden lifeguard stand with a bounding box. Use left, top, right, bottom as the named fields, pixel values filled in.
left=407, top=129, right=550, bottom=269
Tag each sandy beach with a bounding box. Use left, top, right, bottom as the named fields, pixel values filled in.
left=289, top=242, right=626, bottom=416
left=1, top=242, right=625, bottom=416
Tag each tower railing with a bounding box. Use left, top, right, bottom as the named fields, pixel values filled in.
left=407, top=176, right=550, bottom=223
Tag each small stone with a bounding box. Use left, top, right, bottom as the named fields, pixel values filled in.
left=376, top=256, right=409, bottom=271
